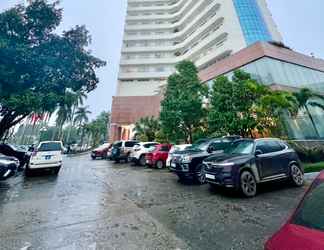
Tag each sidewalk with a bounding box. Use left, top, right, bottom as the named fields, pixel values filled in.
left=304, top=172, right=320, bottom=182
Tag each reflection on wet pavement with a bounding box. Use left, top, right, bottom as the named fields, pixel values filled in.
left=0, top=155, right=305, bottom=250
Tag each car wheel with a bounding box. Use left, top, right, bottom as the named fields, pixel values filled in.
left=156, top=160, right=164, bottom=169
left=139, top=155, right=146, bottom=166
left=195, top=164, right=206, bottom=185
left=240, top=171, right=257, bottom=197
left=91, top=156, right=96, bottom=160
left=290, top=164, right=304, bottom=187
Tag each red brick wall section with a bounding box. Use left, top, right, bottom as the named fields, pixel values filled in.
left=111, top=96, right=162, bottom=125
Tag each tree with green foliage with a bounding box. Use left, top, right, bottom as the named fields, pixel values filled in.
left=293, top=88, right=324, bottom=138
left=74, top=106, right=92, bottom=145
left=85, top=111, right=110, bottom=147
left=65, top=90, right=87, bottom=144
left=208, top=71, right=298, bottom=137
left=133, top=116, right=160, bottom=142
left=0, top=0, right=106, bottom=140
left=160, top=61, right=208, bottom=143
left=74, top=106, right=91, bottom=127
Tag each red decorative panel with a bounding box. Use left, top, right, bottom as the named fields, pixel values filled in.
left=111, top=95, right=162, bottom=125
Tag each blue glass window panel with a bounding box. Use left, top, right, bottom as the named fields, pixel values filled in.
left=232, top=0, right=273, bottom=45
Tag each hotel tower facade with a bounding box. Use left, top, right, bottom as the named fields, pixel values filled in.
left=110, top=0, right=283, bottom=141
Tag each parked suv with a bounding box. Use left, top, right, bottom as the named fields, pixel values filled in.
left=145, top=144, right=172, bottom=169
left=170, top=138, right=234, bottom=184
left=111, top=140, right=138, bottom=163
left=129, top=142, right=159, bottom=166
left=27, top=141, right=64, bottom=175
left=204, top=138, right=304, bottom=197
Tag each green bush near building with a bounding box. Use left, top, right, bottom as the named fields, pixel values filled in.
left=289, top=141, right=324, bottom=163
left=304, top=162, right=324, bottom=173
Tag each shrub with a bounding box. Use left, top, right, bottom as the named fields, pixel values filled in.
left=289, top=141, right=324, bottom=163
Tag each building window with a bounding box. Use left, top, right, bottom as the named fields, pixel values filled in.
left=232, top=0, right=272, bottom=45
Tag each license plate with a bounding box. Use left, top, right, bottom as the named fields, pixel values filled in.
left=171, top=162, right=176, bottom=168
left=45, top=155, right=52, bottom=160
left=206, top=174, right=215, bottom=180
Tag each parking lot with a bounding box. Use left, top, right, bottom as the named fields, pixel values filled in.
left=0, top=154, right=307, bottom=250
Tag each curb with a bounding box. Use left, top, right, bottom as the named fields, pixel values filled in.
left=304, top=172, right=320, bottom=182
left=65, top=151, right=91, bottom=158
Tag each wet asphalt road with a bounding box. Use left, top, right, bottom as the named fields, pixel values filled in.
left=0, top=154, right=307, bottom=250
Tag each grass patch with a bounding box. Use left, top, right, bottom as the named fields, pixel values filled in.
left=304, top=162, right=324, bottom=173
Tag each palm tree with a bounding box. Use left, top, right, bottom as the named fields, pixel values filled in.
left=55, top=104, right=73, bottom=140
left=53, top=92, right=78, bottom=141
left=66, top=90, right=87, bottom=143
left=293, top=88, right=324, bottom=138
left=133, top=116, right=160, bottom=141
left=74, top=106, right=92, bottom=146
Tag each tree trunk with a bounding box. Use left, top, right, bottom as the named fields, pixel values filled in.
left=188, top=126, right=193, bottom=144
left=305, top=105, right=320, bottom=138
left=0, top=113, right=28, bottom=141
left=66, top=106, right=76, bottom=144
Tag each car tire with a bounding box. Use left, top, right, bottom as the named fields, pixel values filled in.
left=53, top=166, right=61, bottom=175
left=195, top=164, right=206, bottom=185
left=156, top=160, right=164, bottom=169
left=290, top=164, right=304, bottom=187
left=91, top=156, right=96, bottom=160
left=240, top=170, right=257, bottom=198
left=139, top=155, right=146, bottom=166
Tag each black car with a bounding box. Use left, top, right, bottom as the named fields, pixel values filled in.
left=169, top=138, right=235, bottom=184
left=0, top=154, right=19, bottom=180
left=203, top=138, right=304, bottom=197
left=0, top=144, right=30, bottom=169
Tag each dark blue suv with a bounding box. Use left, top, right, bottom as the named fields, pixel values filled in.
left=203, top=138, right=304, bottom=197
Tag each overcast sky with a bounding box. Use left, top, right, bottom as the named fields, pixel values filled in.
left=1, top=0, right=323, bottom=119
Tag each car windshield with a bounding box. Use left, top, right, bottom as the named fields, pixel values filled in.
left=38, top=142, right=62, bottom=152
left=292, top=182, right=324, bottom=232
left=190, top=141, right=211, bottom=152
left=225, top=141, right=254, bottom=155
left=148, top=145, right=157, bottom=152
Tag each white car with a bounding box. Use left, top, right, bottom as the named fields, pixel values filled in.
left=166, top=144, right=192, bottom=168
left=26, top=141, right=63, bottom=176
left=129, top=142, right=159, bottom=166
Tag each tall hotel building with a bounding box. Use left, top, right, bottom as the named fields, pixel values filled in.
left=111, top=0, right=324, bottom=141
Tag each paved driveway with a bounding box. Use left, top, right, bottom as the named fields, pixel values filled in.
left=0, top=155, right=307, bottom=250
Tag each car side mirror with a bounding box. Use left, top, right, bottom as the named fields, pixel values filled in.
left=255, top=150, right=263, bottom=156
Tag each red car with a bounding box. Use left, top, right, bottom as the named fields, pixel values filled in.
left=91, top=143, right=111, bottom=160
left=265, top=171, right=324, bottom=250
left=145, top=144, right=172, bottom=169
